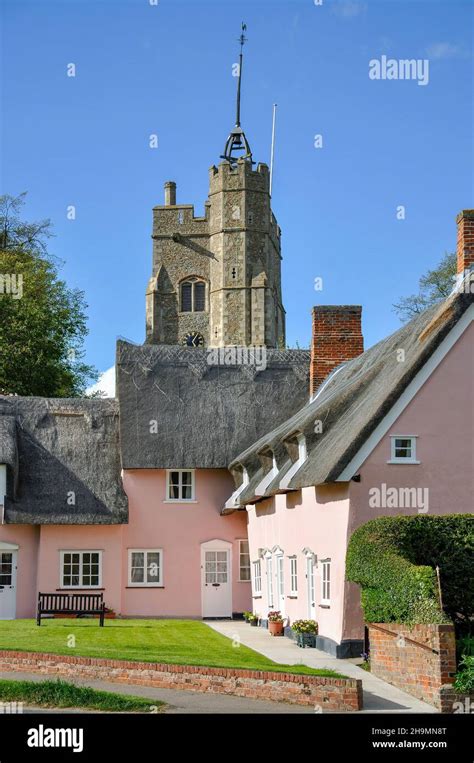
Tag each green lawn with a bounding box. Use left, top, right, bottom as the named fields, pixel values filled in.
left=0, top=619, right=345, bottom=678
left=0, top=678, right=164, bottom=712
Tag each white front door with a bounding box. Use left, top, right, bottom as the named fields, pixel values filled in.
left=276, top=554, right=285, bottom=616
left=201, top=541, right=232, bottom=618
left=0, top=550, right=17, bottom=620
left=306, top=556, right=316, bottom=620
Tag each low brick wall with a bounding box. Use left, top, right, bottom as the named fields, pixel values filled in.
left=368, top=623, right=456, bottom=710
left=0, top=650, right=362, bottom=711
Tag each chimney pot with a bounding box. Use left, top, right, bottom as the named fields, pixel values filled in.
left=164, top=181, right=176, bottom=206
left=310, top=305, right=363, bottom=396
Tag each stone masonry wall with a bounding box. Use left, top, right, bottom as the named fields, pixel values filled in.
left=0, top=651, right=362, bottom=711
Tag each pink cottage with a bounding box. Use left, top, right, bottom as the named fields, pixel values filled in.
left=0, top=109, right=473, bottom=658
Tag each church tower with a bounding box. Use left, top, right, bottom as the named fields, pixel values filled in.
left=145, top=25, right=285, bottom=348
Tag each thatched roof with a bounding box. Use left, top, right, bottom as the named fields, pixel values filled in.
left=116, top=342, right=311, bottom=469
left=230, top=290, right=473, bottom=505
left=0, top=396, right=128, bottom=524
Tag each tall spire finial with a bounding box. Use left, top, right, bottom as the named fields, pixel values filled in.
left=221, top=22, right=253, bottom=166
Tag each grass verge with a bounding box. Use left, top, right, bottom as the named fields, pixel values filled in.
left=0, top=678, right=164, bottom=713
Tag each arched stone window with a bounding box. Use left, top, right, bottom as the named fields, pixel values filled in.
left=180, top=277, right=206, bottom=312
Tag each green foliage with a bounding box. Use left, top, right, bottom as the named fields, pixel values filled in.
left=0, top=193, right=97, bottom=396
left=346, top=515, right=474, bottom=629
left=0, top=678, right=164, bottom=712
left=456, top=636, right=474, bottom=665
left=454, top=656, right=474, bottom=694
left=393, top=251, right=456, bottom=322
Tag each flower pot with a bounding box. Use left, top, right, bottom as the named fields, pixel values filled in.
left=295, top=632, right=317, bottom=648
left=250, top=619, right=258, bottom=627
left=268, top=620, right=284, bottom=637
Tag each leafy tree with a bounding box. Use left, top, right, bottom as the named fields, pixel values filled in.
left=0, top=193, right=97, bottom=396
left=393, top=251, right=456, bottom=322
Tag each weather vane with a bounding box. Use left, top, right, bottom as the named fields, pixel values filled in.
left=221, top=22, right=253, bottom=166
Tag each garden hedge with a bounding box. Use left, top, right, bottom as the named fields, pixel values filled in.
left=346, top=515, right=474, bottom=632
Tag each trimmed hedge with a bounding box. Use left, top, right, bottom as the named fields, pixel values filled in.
left=346, top=515, right=474, bottom=630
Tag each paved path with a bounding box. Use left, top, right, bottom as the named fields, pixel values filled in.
left=206, top=620, right=437, bottom=714
left=0, top=670, right=313, bottom=714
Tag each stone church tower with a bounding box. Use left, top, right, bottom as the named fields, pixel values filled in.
left=145, top=27, right=285, bottom=349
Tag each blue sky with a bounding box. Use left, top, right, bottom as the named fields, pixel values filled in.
left=2, top=0, right=473, bottom=380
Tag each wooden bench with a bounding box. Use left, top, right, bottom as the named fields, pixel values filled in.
left=36, top=592, right=106, bottom=626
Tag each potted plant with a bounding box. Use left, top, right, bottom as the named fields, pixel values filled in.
left=291, top=619, right=318, bottom=648
left=248, top=613, right=259, bottom=627
left=242, top=611, right=252, bottom=623
left=267, top=610, right=285, bottom=637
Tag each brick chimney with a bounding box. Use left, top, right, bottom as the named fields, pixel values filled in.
left=310, top=306, right=364, bottom=396
left=456, top=209, right=474, bottom=276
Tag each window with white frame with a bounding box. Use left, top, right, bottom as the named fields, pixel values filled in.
left=128, top=549, right=163, bottom=586
left=253, top=560, right=262, bottom=594
left=289, top=556, right=298, bottom=595
left=166, top=470, right=195, bottom=501
left=239, top=540, right=251, bottom=581
left=388, top=436, right=419, bottom=464
left=60, top=551, right=101, bottom=588
left=266, top=556, right=274, bottom=607
left=277, top=554, right=284, bottom=598
left=321, top=559, right=331, bottom=605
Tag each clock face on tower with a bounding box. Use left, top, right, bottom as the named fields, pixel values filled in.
left=183, top=331, right=204, bottom=348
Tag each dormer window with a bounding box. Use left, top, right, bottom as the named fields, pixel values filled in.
left=180, top=278, right=206, bottom=312
left=278, top=432, right=307, bottom=490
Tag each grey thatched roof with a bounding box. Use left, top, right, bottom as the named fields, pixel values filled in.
left=0, top=396, right=128, bottom=524
left=116, top=342, right=311, bottom=469
left=230, top=290, right=473, bottom=505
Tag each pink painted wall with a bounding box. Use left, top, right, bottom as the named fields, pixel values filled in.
left=0, top=525, right=40, bottom=618
left=36, top=525, right=124, bottom=614
left=246, top=484, right=350, bottom=645
left=246, top=318, right=474, bottom=648
left=2, top=469, right=250, bottom=619
left=345, top=318, right=474, bottom=640
left=121, top=469, right=251, bottom=617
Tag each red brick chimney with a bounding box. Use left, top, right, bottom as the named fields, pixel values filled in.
left=456, top=209, right=474, bottom=276
left=310, top=306, right=364, bottom=396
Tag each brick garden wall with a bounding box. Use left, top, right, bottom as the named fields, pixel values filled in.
left=0, top=651, right=362, bottom=711
left=368, top=623, right=456, bottom=710
left=439, top=685, right=474, bottom=714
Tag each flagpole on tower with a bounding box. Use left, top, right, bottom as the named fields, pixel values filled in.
left=269, top=103, right=277, bottom=197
